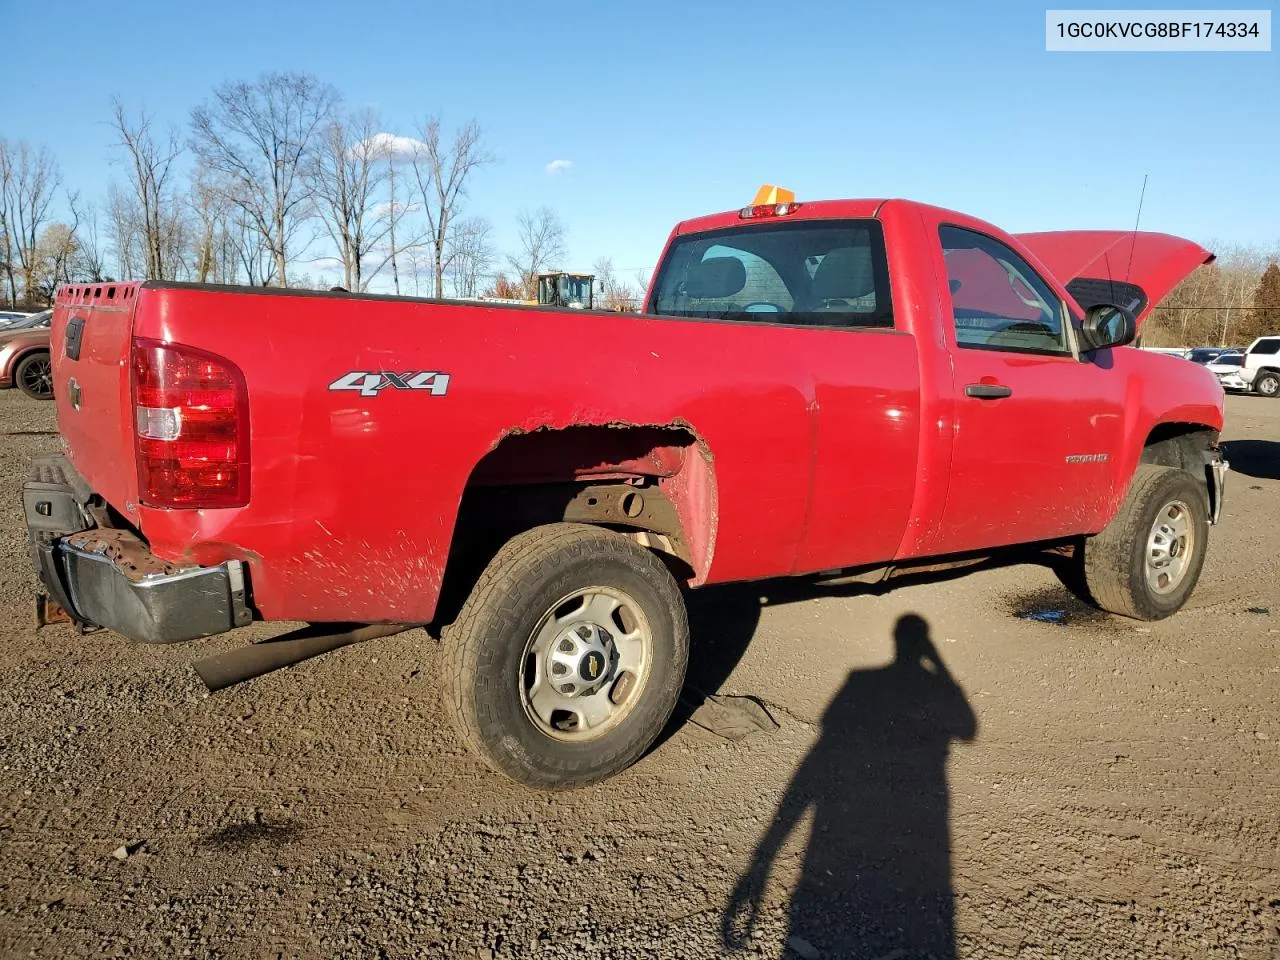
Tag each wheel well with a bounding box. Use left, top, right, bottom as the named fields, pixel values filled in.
left=1141, top=422, right=1218, bottom=470
left=431, top=424, right=717, bottom=632
left=11, top=345, right=50, bottom=368
left=7, top=346, right=50, bottom=386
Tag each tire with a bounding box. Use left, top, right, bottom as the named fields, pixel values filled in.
left=1072, top=465, right=1208, bottom=620
left=1254, top=371, right=1280, bottom=398
left=441, top=523, right=689, bottom=790
left=15, top=351, right=53, bottom=400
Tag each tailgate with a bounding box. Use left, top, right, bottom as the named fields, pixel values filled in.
left=50, top=282, right=143, bottom=511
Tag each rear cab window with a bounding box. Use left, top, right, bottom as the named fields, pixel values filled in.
left=649, top=220, right=893, bottom=329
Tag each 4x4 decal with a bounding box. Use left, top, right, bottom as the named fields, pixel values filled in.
left=328, top=371, right=451, bottom=398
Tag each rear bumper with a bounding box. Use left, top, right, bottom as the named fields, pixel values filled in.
left=33, top=537, right=251, bottom=643
left=24, top=455, right=252, bottom=644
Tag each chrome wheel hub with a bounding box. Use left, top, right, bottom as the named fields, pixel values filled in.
left=1145, top=499, right=1194, bottom=595
left=547, top=621, right=618, bottom=698
left=521, top=586, right=652, bottom=742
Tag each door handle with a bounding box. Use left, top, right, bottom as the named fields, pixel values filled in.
left=965, top=383, right=1013, bottom=399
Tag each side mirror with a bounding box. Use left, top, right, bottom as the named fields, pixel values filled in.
left=1080, top=303, right=1136, bottom=351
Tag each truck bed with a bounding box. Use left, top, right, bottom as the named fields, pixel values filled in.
left=50, top=282, right=922, bottom=625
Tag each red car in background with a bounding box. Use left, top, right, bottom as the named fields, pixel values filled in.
left=0, top=310, right=53, bottom=399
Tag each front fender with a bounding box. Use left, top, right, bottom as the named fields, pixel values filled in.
left=1107, top=351, right=1225, bottom=525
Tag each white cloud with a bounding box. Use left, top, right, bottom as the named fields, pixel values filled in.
left=370, top=199, right=421, bottom=219
left=545, top=159, right=573, bottom=175
left=362, top=132, right=427, bottom=159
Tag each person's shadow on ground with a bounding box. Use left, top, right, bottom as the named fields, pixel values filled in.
left=723, top=613, right=977, bottom=959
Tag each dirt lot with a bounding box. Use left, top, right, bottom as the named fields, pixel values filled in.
left=0, top=390, right=1277, bottom=960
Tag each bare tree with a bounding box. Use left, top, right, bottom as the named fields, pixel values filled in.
left=111, top=99, right=183, bottom=279
left=407, top=117, right=493, bottom=298
left=306, top=110, right=400, bottom=291
left=31, top=223, right=80, bottom=302
left=1143, top=244, right=1275, bottom=348
left=481, top=273, right=525, bottom=300
left=106, top=183, right=142, bottom=280
left=386, top=148, right=402, bottom=295
left=189, top=72, right=339, bottom=286
left=1214, top=247, right=1268, bottom=346
left=446, top=216, right=495, bottom=298
left=0, top=140, right=61, bottom=306
left=75, top=200, right=110, bottom=282
left=401, top=243, right=431, bottom=297
left=189, top=167, right=224, bottom=283
left=592, top=256, right=641, bottom=310
left=0, top=150, right=12, bottom=305
left=508, top=206, right=566, bottom=298
left=228, top=205, right=276, bottom=287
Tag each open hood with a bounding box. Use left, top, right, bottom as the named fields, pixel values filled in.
left=1014, top=230, right=1214, bottom=325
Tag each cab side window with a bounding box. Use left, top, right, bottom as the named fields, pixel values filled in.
left=939, top=226, right=1071, bottom=356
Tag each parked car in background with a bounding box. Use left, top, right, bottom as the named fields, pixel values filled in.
left=1187, top=346, right=1244, bottom=365
left=0, top=310, right=35, bottom=328
left=1206, top=352, right=1248, bottom=392
left=0, top=310, right=53, bottom=399
left=1237, top=336, right=1280, bottom=397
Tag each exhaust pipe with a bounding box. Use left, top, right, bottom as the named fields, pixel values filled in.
left=193, top=622, right=416, bottom=692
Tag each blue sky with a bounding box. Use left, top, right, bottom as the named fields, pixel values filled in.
left=4, top=0, right=1277, bottom=289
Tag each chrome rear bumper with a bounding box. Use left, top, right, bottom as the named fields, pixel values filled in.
left=24, top=454, right=252, bottom=644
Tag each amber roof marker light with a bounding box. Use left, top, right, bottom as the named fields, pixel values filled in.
left=740, top=184, right=800, bottom=219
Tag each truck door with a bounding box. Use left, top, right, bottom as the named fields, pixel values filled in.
left=931, top=225, right=1125, bottom=554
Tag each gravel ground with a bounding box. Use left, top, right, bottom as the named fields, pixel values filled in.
left=0, top=389, right=1277, bottom=959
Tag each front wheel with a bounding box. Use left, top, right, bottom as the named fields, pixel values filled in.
left=15, top=351, right=53, bottom=400
left=1254, top=371, right=1280, bottom=398
left=441, top=523, right=689, bottom=790
left=1068, top=465, right=1209, bottom=620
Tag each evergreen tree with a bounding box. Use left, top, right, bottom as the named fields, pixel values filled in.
left=1243, top=262, right=1280, bottom=341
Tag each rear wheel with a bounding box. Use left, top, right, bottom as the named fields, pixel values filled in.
left=15, top=351, right=52, bottom=400
left=1066, top=465, right=1208, bottom=620
left=441, top=523, right=689, bottom=790
left=1254, top=371, right=1280, bottom=398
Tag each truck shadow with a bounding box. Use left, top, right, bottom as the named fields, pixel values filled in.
left=1221, top=439, right=1280, bottom=481
left=722, top=613, right=976, bottom=958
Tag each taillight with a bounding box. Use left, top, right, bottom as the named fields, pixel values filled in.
left=131, top=338, right=249, bottom=508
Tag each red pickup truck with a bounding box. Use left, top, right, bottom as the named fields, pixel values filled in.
left=24, top=190, right=1227, bottom=789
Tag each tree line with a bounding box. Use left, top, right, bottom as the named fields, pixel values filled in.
left=1141, top=246, right=1280, bottom=348
left=0, top=71, right=648, bottom=310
